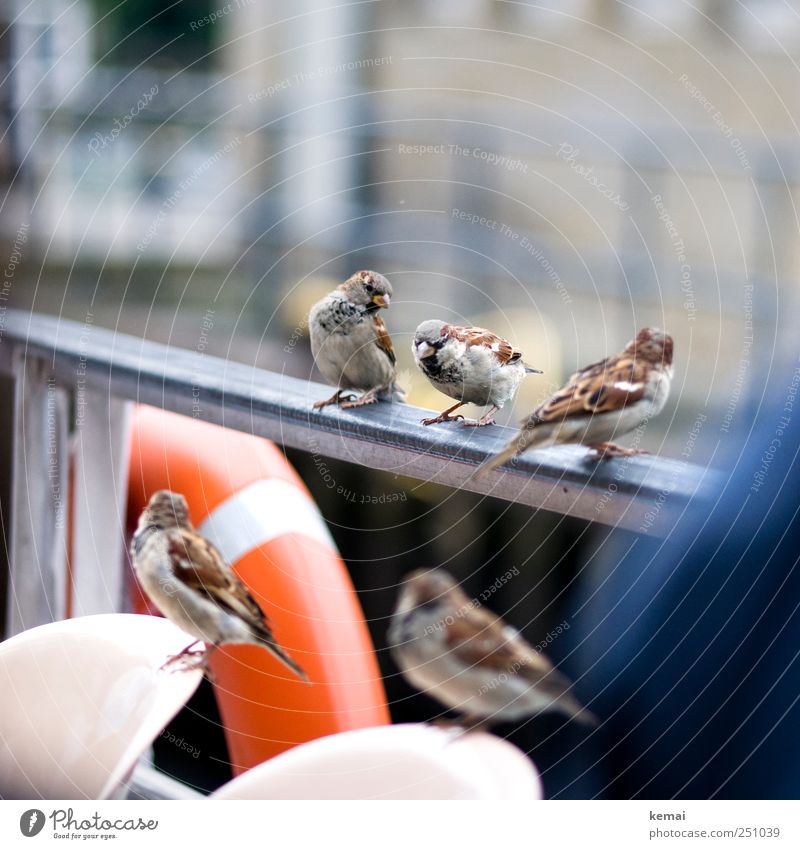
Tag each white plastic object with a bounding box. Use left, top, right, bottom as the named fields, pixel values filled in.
left=211, top=723, right=543, bottom=800
left=0, top=613, right=204, bottom=799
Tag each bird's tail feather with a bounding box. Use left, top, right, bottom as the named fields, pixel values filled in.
left=260, top=635, right=309, bottom=682
left=376, top=382, right=406, bottom=403
left=390, top=381, right=407, bottom=402
left=472, top=419, right=550, bottom=480
left=557, top=693, right=599, bottom=727
left=544, top=667, right=599, bottom=727
left=471, top=438, right=522, bottom=480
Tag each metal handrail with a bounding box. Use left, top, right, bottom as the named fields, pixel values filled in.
left=1, top=309, right=719, bottom=534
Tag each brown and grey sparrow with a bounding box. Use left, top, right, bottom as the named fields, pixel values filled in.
left=412, top=320, right=542, bottom=426
left=388, top=569, right=596, bottom=729
left=131, top=490, right=307, bottom=680
left=308, top=270, right=405, bottom=409
left=475, top=327, right=674, bottom=476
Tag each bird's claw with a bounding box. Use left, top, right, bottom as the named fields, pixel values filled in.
left=160, top=650, right=208, bottom=673
left=461, top=417, right=495, bottom=427
left=313, top=390, right=357, bottom=409
left=340, top=390, right=379, bottom=409
left=421, top=414, right=465, bottom=426
left=586, top=442, right=650, bottom=461
left=160, top=651, right=218, bottom=682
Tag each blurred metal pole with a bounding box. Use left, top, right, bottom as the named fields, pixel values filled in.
left=4, top=350, right=70, bottom=636
left=590, top=0, right=621, bottom=31
left=70, top=389, right=132, bottom=617
left=753, top=154, right=800, bottom=372
left=700, top=0, right=737, bottom=40
left=0, top=373, right=13, bottom=635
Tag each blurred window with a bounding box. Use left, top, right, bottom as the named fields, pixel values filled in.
left=90, top=0, right=216, bottom=68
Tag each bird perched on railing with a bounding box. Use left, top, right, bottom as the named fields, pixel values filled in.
left=412, top=320, right=543, bottom=427
left=388, top=568, right=596, bottom=730
left=475, top=326, right=674, bottom=477
left=130, top=490, right=307, bottom=680
left=308, top=270, right=405, bottom=409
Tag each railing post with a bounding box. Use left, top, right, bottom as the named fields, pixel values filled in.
left=5, top=348, right=70, bottom=635
left=70, top=389, right=132, bottom=616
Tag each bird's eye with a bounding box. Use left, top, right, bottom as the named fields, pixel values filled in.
left=365, top=282, right=374, bottom=293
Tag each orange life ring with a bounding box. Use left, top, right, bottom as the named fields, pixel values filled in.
left=126, top=406, right=389, bottom=775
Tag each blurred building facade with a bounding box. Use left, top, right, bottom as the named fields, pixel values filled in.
left=2, top=0, right=797, bottom=451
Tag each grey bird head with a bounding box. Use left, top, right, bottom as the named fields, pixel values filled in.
left=138, top=490, right=192, bottom=532
left=412, top=319, right=448, bottom=361
left=338, top=270, right=392, bottom=311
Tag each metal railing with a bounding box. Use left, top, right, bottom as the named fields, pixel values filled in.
left=0, top=309, right=719, bottom=640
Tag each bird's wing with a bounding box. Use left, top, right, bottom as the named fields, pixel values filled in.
left=444, top=605, right=582, bottom=704
left=372, top=313, right=396, bottom=365
left=163, top=527, right=307, bottom=681
left=446, top=324, right=522, bottom=366
left=167, top=528, right=270, bottom=632
left=443, top=605, right=555, bottom=678
left=528, top=352, right=649, bottom=425
left=565, top=354, right=609, bottom=384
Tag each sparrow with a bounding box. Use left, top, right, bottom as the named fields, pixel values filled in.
left=130, top=490, right=307, bottom=680
left=475, top=326, right=674, bottom=476
left=308, top=270, right=405, bottom=409
left=412, top=320, right=542, bottom=427
left=388, top=568, right=596, bottom=729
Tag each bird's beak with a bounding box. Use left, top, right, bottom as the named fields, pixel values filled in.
left=372, top=293, right=390, bottom=308
left=415, top=341, right=435, bottom=359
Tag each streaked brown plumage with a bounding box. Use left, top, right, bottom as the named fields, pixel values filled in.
left=412, top=319, right=542, bottom=426
left=475, top=327, right=673, bottom=476
left=388, top=569, right=596, bottom=728
left=131, top=490, right=307, bottom=680
left=308, top=270, right=405, bottom=409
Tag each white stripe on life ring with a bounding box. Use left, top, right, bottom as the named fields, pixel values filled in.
left=199, top=478, right=336, bottom=565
